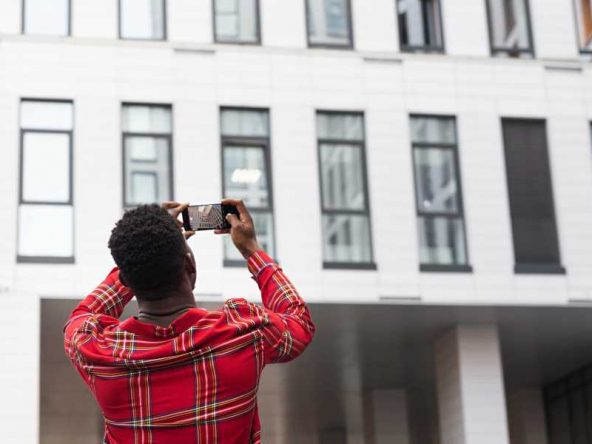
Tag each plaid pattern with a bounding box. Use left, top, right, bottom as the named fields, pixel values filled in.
left=64, top=251, right=315, bottom=444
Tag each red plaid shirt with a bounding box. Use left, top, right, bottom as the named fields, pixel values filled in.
left=64, top=251, right=315, bottom=444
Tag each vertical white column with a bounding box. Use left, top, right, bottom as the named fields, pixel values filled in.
left=435, top=325, right=510, bottom=444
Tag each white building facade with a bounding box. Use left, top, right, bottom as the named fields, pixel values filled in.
left=1, top=0, right=592, bottom=443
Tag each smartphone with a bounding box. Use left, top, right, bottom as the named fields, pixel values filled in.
left=181, top=204, right=239, bottom=231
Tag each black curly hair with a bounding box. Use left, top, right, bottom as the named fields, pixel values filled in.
left=108, top=204, right=187, bottom=299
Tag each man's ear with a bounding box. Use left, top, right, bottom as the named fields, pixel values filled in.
left=185, top=253, right=196, bottom=275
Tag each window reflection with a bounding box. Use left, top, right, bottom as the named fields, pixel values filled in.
left=486, top=0, right=533, bottom=56
left=221, top=109, right=275, bottom=261
left=120, top=0, right=166, bottom=40
left=307, top=0, right=352, bottom=47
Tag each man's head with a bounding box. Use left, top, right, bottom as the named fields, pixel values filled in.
left=108, top=204, right=195, bottom=300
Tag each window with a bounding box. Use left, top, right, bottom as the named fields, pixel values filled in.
left=575, top=0, right=592, bottom=52
left=23, top=0, right=70, bottom=36
left=410, top=116, right=470, bottom=271
left=122, top=104, right=173, bottom=207
left=544, top=364, right=592, bottom=444
left=18, top=100, right=74, bottom=263
left=396, top=0, right=444, bottom=52
left=306, top=0, right=353, bottom=48
left=220, top=108, right=275, bottom=263
left=317, top=112, right=374, bottom=269
left=214, top=0, right=260, bottom=44
left=119, top=0, right=166, bottom=40
left=485, top=0, right=534, bottom=57
left=501, top=119, right=564, bottom=274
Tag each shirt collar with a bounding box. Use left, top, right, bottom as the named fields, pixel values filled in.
left=119, top=307, right=208, bottom=338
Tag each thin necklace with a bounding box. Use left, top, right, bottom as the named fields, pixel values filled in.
left=138, top=305, right=194, bottom=319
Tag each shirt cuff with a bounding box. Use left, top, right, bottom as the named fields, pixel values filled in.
left=247, top=250, right=277, bottom=279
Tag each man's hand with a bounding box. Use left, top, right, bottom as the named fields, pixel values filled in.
left=161, top=201, right=195, bottom=240
left=215, top=199, right=260, bottom=260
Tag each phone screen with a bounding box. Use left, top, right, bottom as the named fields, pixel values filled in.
left=182, top=204, right=238, bottom=231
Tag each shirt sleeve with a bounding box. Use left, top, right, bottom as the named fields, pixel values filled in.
left=247, top=251, right=316, bottom=364
left=63, top=268, right=134, bottom=382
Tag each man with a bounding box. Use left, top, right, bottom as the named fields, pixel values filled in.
left=64, top=199, right=315, bottom=443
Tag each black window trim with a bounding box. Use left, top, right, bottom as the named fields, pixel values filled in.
left=220, top=106, right=277, bottom=267
left=17, top=97, right=75, bottom=264
left=305, top=0, right=355, bottom=50
left=212, top=0, right=262, bottom=45
left=484, top=0, right=536, bottom=57
left=395, top=0, right=446, bottom=54
left=409, top=113, right=472, bottom=273
left=118, top=0, right=168, bottom=41
left=500, top=117, right=566, bottom=275
left=22, top=0, right=72, bottom=36
left=316, top=109, right=376, bottom=270
left=571, top=0, right=592, bottom=54
left=121, top=102, right=174, bottom=209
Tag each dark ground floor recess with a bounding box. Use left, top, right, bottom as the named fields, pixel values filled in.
left=41, top=300, right=592, bottom=443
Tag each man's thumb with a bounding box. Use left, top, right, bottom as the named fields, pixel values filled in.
left=226, top=213, right=240, bottom=227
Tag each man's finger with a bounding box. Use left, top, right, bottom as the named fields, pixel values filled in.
left=184, top=230, right=196, bottom=240
left=214, top=229, right=230, bottom=235
left=225, top=213, right=240, bottom=228
left=162, top=201, right=181, bottom=209
left=169, top=202, right=189, bottom=219
left=222, top=198, right=251, bottom=223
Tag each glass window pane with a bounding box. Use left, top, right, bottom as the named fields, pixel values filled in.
left=131, top=172, right=158, bottom=204
left=22, top=133, right=70, bottom=203
left=224, top=146, right=269, bottom=207
left=215, top=0, right=259, bottom=43
left=21, top=101, right=73, bottom=130
left=225, top=211, right=274, bottom=260
left=24, top=0, right=69, bottom=36
left=576, top=0, right=592, bottom=50
left=418, top=216, right=467, bottom=265
left=317, top=113, right=363, bottom=141
left=307, top=0, right=351, bottom=46
left=221, top=109, right=268, bottom=137
left=122, top=105, right=171, bottom=133
left=129, top=137, right=158, bottom=161
left=487, top=0, right=532, bottom=52
left=18, top=205, right=73, bottom=258
left=124, top=137, right=171, bottom=205
left=323, top=214, right=371, bottom=263
left=320, top=144, right=365, bottom=210
left=397, top=0, right=443, bottom=49
left=120, top=0, right=165, bottom=40
left=413, top=148, right=459, bottom=214
left=410, top=117, right=455, bottom=144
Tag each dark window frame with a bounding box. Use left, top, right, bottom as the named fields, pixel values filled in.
left=571, top=0, right=592, bottom=54
left=395, top=0, right=446, bottom=54
left=484, top=0, right=536, bottom=57
left=316, top=110, right=376, bottom=270
left=22, top=0, right=72, bottom=36
left=121, top=102, right=174, bottom=208
left=17, top=98, right=75, bottom=264
left=500, top=117, right=565, bottom=275
left=409, top=114, right=472, bottom=273
left=118, top=0, right=168, bottom=41
left=212, top=0, right=262, bottom=45
left=220, top=106, right=277, bottom=267
left=305, top=0, right=355, bottom=50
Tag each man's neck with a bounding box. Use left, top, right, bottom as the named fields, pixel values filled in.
left=137, top=289, right=197, bottom=328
